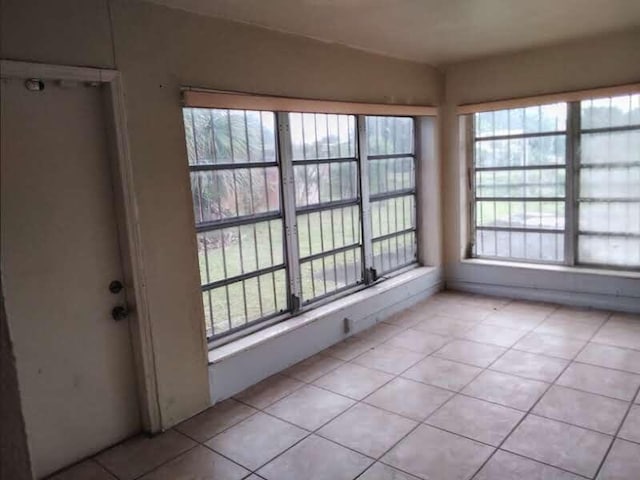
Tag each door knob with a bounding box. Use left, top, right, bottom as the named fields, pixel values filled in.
left=109, top=280, right=124, bottom=294
left=112, top=306, right=129, bottom=321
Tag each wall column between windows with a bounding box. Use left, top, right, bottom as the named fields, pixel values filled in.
left=277, top=112, right=302, bottom=311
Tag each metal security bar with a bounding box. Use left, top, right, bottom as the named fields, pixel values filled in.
left=288, top=112, right=364, bottom=303
left=366, top=116, right=418, bottom=274
left=471, top=104, right=568, bottom=262
left=184, top=108, right=288, bottom=339
left=576, top=93, right=640, bottom=268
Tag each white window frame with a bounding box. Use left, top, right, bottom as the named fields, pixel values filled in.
left=182, top=90, right=436, bottom=345
left=466, top=90, right=640, bottom=271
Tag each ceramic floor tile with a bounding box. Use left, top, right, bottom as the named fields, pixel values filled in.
left=384, top=328, right=450, bottom=354
left=138, top=445, right=249, bottom=480
left=175, top=399, right=257, bottom=442
left=381, top=424, right=494, bottom=480
left=592, top=316, right=640, bottom=350
left=234, top=374, right=304, bottom=409
left=49, top=460, right=116, bottom=480
left=513, top=332, right=586, bottom=360
left=596, top=439, right=640, bottom=480
left=426, top=395, right=524, bottom=446
left=402, top=356, right=482, bottom=392
left=205, top=412, right=306, bottom=470
left=313, top=363, right=393, bottom=400
left=576, top=343, right=640, bottom=375
left=502, top=414, right=612, bottom=477
left=383, top=307, right=428, bottom=329
left=500, top=301, right=557, bottom=319
left=325, top=337, right=376, bottom=361
left=489, top=349, right=568, bottom=382
left=318, top=403, right=417, bottom=458
left=257, top=435, right=371, bottom=480
left=353, top=344, right=425, bottom=375
left=358, top=462, right=420, bottom=479
left=547, top=306, right=610, bottom=324
left=433, top=339, right=506, bottom=368
left=265, top=384, right=354, bottom=430
left=556, top=363, right=640, bottom=401
left=364, top=377, right=453, bottom=421
left=461, top=324, right=527, bottom=348
left=432, top=302, right=494, bottom=322
left=618, top=405, right=640, bottom=444
left=283, top=354, right=344, bottom=383
left=357, top=323, right=405, bottom=345
left=95, top=430, right=196, bottom=480
left=462, top=370, right=549, bottom=411
left=482, top=311, right=546, bottom=331
left=413, top=314, right=478, bottom=337
left=533, top=385, right=628, bottom=434
left=474, top=450, right=583, bottom=480
left=534, top=317, right=604, bottom=340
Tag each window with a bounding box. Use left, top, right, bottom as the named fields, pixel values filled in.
left=470, top=93, right=640, bottom=269
left=578, top=95, right=640, bottom=267
left=184, top=109, right=420, bottom=340
left=367, top=116, right=418, bottom=273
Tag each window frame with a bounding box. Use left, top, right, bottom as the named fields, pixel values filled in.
left=467, top=94, right=640, bottom=271
left=183, top=104, right=426, bottom=344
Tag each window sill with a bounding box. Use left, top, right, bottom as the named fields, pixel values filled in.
left=460, top=258, right=640, bottom=279
left=208, top=265, right=437, bottom=365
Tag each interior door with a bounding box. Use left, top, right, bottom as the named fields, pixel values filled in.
left=1, top=77, right=140, bottom=478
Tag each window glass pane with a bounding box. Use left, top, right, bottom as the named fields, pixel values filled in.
left=579, top=202, right=640, bottom=235
left=371, top=195, right=415, bottom=238
left=475, top=135, right=565, bottom=168
left=369, top=156, right=415, bottom=196
left=190, top=167, right=280, bottom=224
left=475, top=230, right=564, bottom=262
left=580, top=166, right=640, bottom=199
left=476, top=201, right=564, bottom=230
left=183, top=108, right=276, bottom=165
left=197, top=219, right=284, bottom=285
left=475, top=103, right=566, bottom=138
left=581, top=130, right=640, bottom=165
left=476, top=169, right=565, bottom=198
left=300, top=247, right=361, bottom=302
left=289, top=113, right=356, bottom=160
left=293, top=161, right=357, bottom=207
left=373, top=231, right=417, bottom=274
left=297, top=207, right=360, bottom=259
left=366, top=116, right=414, bottom=155
left=581, top=94, right=640, bottom=129
left=578, top=235, right=640, bottom=267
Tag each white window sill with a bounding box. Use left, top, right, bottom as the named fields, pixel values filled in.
left=208, top=266, right=437, bottom=365
left=461, top=258, right=640, bottom=280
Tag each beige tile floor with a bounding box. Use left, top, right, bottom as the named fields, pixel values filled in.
left=50, top=291, right=640, bottom=480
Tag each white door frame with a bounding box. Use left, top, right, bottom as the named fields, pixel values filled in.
left=0, top=59, right=161, bottom=433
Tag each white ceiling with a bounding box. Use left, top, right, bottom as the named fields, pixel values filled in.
left=148, top=0, right=640, bottom=65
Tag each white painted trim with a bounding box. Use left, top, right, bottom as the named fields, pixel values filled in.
left=449, top=280, right=640, bottom=313
left=208, top=266, right=442, bottom=402
left=209, top=266, right=438, bottom=364
left=0, top=60, right=162, bottom=432
left=448, top=259, right=640, bottom=313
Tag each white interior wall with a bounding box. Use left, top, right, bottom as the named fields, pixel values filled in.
left=442, top=29, right=640, bottom=312
left=0, top=0, right=443, bottom=464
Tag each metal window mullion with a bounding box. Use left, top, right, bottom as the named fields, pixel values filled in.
left=358, top=115, right=374, bottom=282
left=565, top=101, right=580, bottom=266
left=277, top=112, right=302, bottom=311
